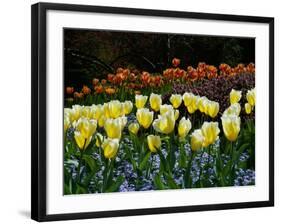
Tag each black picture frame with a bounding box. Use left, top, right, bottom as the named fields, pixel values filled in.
left=31, top=2, right=274, bottom=222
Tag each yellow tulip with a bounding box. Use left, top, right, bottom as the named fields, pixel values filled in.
left=98, top=115, right=106, bottom=127
left=246, top=88, right=255, bottom=106
left=183, top=92, right=193, bottom=107
left=135, top=95, right=148, bottom=109
left=102, top=138, right=119, bottom=159
left=178, top=117, right=192, bottom=140
left=147, top=135, right=161, bottom=153
left=201, top=122, right=220, bottom=147
left=190, top=129, right=204, bottom=151
left=122, top=101, right=133, bottom=115
left=160, top=104, right=173, bottom=115
left=169, top=94, right=182, bottom=109
left=223, top=103, right=241, bottom=116
left=221, top=115, right=241, bottom=142
left=90, top=104, right=103, bottom=120
left=75, top=117, right=97, bottom=139
left=65, top=105, right=81, bottom=123
left=230, top=89, right=242, bottom=105
left=186, top=94, right=199, bottom=114
left=136, top=108, right=154, bottom=129
left=74, top=131, right=92, bottom=150
left=128, top=123, right=140, bottom=135
left=207, top=101, right=220, bottom=118
left=198, top=97, right=208, bottom=113
left=245, top=103, right=252, bottom=114
left=107, top=100, right=123, bottom=118
left=153, top=110, right=175, bottom=134
left=81, top=106, right=91, bottom=118
left=174, top=109, right=179, bottom=120
left=116, top=116, right=127, bottom=130
left=104, top=118, right=122, bottom=139
left=95, top=133, right=104, bottom=147
left=64, top=116, right=70, bottom=133
left=149, top=93, right=162, bottom=111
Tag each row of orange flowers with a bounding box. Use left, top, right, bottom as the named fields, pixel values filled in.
left=66, top=59, right=255, bottom=99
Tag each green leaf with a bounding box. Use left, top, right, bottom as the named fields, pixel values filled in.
left=164, top=173, right=179, bottom=189
left=75, top=184, right=87, bottom=194
left=153, top=173, right=165, bottom=190
left=139, top=152, right=151, bottom=170
left=105, top=176, right=125, bottom=192
left=83, top=155, right=97, bottom=172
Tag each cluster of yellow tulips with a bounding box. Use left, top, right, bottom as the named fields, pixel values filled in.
left=64, top=86, right=255, bottom=193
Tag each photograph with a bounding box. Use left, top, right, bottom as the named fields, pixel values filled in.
left=63, top=29, right=256, bottom=195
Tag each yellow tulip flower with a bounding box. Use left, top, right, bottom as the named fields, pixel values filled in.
left=90, top=104, right=103, bottom=120
left=102, top=138, right=119, bottom=159
left=178, top=117, right=192, bottom=140
left=136, top=108, right=154, bottom=129
left=207, top=101, right=220, bottom=118
left=149, top=93, right=162, bottom=111
left=169, top=94, right=182, bottom=109
left=135, top=95, right=148, bottom=109
left=81, top=106, right=91, bottom=118
left=160, top=104, right=173, bottom=115
left=116, top=116, right=127, bottom=130
left=230, top=89, right=242, bottom=105
left=246, top=88, right=256, bottom=107
left=65, top=105, right=81, bottom=123
left=174, top=109, right=179, bottom=120
left=221, top=115, right=241, bottom=142
left=183, top=92, right=193, bottom=107
left=122, top=101, right=133, bottom=115
left=201, top=122, right=220, bottom=147
left=223, top=103, right=241, bottom=117
left=147, top=135, right=161, bottom=153
left=186, top=94, right=199, bottom=114
left=98, top=115, right=106, bottom=127
left=198, top=97, right=208, bottom=113
left=95, top=133, right=104, bottom=147
left=128, top=123, right=140, bottom=135
left=104, top=118, right=122, bottom=139
left=153, top=110, right=175, bottom=134
left=64, top=116, right=70, bottom=133
left=75, top=117, right=97, bottom=139
left=190, top=129, right=204, bottom=151
left=74, top=131, right=92, bottom=150
left=245, top=103, right=252, bottom=114
left=107, top=100, right=123, bottom=118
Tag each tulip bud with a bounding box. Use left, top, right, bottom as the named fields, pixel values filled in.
left=104, top=118, right=122, bottom=139
left=246, top=88, right=256, bottom=107
left=190, top=129, right=204, bottom=151
left=221, top=115, right=241, bottom=142
left=107, top=100, right=123, bottom=118
left=128, top=123, right=140, bottom=135
left=245, top=103, right=252, bottom=114
left=75, top=117, right=97, bottom=139
left=201, top=122, right=220, bottom=147
left=147, top=135, right=161, bottom=153
left=230, top=89, right=242, bottom=105
left=178, top=117, right=192, bottom=140
left=153, top=110, right=176, bottom=134
left=136, top=108, right=154, bottom=129
left=135, top=95, right=148, bottom=109
left=169, top=94, right=182, bottom=109
left=207, top=101, right=220, bottom=118
left=149, top=93, right=162, bottom=111
left=102, top=138, right=119, bottom=159
left=122, top=101, right=133, bottom=115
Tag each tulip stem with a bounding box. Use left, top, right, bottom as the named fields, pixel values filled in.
left=76, top=141, right=86, bottom=184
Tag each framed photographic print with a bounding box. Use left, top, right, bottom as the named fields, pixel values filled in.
left=31, top=2, right=274, bottom=222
